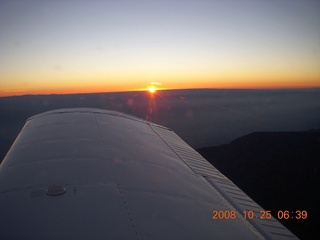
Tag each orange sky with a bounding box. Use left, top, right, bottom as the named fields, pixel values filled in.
left=1, top=78, right=319, bottom=97
left=1, top=1, right=320, bottom=97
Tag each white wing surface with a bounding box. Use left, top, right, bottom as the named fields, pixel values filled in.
left=0, top=108, right=298, bottom=239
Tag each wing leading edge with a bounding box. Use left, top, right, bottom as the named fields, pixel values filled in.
left=0, top=108, right=298, bottom=239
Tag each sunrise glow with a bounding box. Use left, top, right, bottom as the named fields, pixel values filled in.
left=148, top=86, right=156, bottom=94
left=0, top=0, right=319, bottom=97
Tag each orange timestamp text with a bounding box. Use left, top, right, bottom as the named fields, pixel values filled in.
left=212, top=210, right=307, bottom=220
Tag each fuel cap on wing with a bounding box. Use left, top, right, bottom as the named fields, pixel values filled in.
left=46, top=185, right=66, bottom=196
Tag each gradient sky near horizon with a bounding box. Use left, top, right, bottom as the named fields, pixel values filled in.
left=1, top=0, right=320, bottom=96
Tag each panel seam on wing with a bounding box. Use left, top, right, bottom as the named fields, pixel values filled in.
left=93, top=112, right=142, bottom=240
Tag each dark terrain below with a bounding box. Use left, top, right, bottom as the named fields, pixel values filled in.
left=1, top=88, right=320, bottom=162
left=197, top=131, right=320, bottom=240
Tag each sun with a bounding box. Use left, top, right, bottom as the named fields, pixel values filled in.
left=148, top=86, right=156, bottom=94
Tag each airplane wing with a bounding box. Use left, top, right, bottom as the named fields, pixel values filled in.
left=0, top=108, right=298, bottom=239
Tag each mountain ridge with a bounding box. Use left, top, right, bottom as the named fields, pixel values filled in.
left=197, top=130, right=320, bottom=240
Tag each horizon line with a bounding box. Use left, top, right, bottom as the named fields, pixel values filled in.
left=1, top=86, right=320, bottom=98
